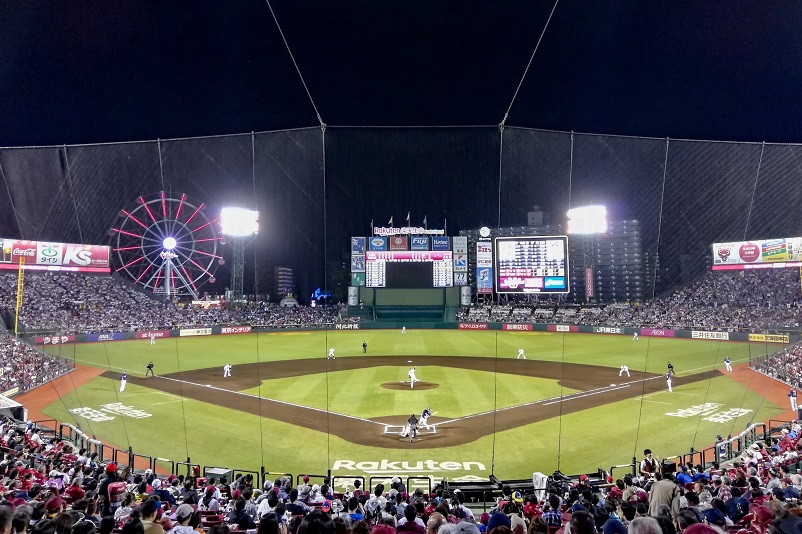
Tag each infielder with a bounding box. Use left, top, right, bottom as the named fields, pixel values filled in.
left=619, top=365, right=630, bottom=377
left=419, top=407, right=433, bottom=430
left=327, top=348, right=335, bottom=359
left=119, top=370, right=127, bottom=393
left=724, top=357, right=732, bottom=372
left=223, top=363, right=232, bottom=378
left=145, top=361, right=155, bottom=377
left=666, top=372, right=673, bottom=393
left=667, top=361, right=676, bottom=375
left=408, top=367, right=420, bottom=389
left=517, top=348, right=526, bottom=360
left=790, top=388, right=798, bottom=412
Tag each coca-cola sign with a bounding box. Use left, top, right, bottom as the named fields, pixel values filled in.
left=1, top=238, right=110, bottom=273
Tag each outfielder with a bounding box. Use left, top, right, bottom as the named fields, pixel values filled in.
left=619, top=365, right=630, bottom=377
left=517, top=348, right=526, bottom=360
left=408, top=367, right=420, bottom=389
left=327, top=348, right=335, bottom=359
left=633, top=332, right=639, bottom=341
left=150, top=334, right=156, bottom=346
left=402, top=326, right=406, bottom=334
left=724, top=357, right=732, bottom=372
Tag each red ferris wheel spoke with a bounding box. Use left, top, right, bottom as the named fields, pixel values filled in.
left=134, top=264, right=152, bottom=284
left=116, top=255, right=145, bottom=271
left=112, top=228, right=142, bottom=239
left=195, top=250, right=222, bottom=259
left=175, top=193, right=186, bottom=221
left=188, top=257, right=213, bottom=277
left=181, top=264, right=198, bottom=290
left=122, top=210, right=148, bottom=229
left=113, top=245, right=141, bottom=252
left=139, top=197, right=158, bottom=223
left=193, top=217, right=218, bottom=233
left=185, top=203, right=204, bottom=225
left=153, top=267, right=163, bottom=292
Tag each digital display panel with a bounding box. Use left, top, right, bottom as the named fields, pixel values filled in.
left=495, top=236, right=569, bottom=294
left=365, top=250, right=453, bottom=288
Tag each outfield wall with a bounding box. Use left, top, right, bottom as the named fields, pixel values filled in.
left=26, top=322, right=798, bottom=346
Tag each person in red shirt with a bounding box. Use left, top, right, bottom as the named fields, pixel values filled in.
left=64, top=477, right=86, bottom=503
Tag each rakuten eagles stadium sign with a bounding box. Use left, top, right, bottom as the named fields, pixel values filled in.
left=332, top=459, right=487, bottom=474
left=1, top=238, right=110, bottom=273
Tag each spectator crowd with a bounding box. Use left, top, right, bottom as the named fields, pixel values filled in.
left=0, top=274, right=349, bottom=335
left=1, top=413, right=802, bottom=534
left=459, top=270, right=802, bottom=332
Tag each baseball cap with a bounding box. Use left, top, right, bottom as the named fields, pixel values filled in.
left=175, top=504, right=195, bottom=520
left=487, top=513, right=511, bottom=532
left=511, top=491, right=523, bottom=503
left=105, top=463, right=117, bottom=473
left=579, top=474, right=588, bottom=481
left=321, top=501, right=331, bottom=513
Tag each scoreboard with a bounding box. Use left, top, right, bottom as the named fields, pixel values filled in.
left=365, top=251, right=453, bottom=288
left=495, top=236, right=569, bottom=293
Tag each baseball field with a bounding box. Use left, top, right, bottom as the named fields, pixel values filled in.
left=33, top=329, right=788, bottom=486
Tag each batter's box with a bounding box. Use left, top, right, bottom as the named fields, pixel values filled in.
left=383, top=425, right=437, bottom=436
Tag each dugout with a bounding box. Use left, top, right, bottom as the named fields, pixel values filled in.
left=356, top=287, right=459, bottom=322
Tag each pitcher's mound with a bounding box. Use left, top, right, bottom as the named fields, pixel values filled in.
left=381, top=382, right=439, bottom=391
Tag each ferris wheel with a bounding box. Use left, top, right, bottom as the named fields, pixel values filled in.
left=111, top=192, right=223, bottom=299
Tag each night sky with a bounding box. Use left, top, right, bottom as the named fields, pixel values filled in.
left=2, top=1, right=802, bottom=146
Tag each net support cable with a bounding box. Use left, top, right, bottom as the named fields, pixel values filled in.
left=62, top=145, right=84, bottom=243
left=499, top=0, right=561, bottom=127
left=262, top=0, right=325, bottom=128
left=157, top=139, right=166, bottom=193
left=743, top=141, right=765, bottom=240
left=652, top=139, right=669, bottom=299
left=0, top=158, right=24, bottom=239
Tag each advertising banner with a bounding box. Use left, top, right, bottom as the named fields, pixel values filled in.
left=458, top=323, right=488, bottom=330
left=476, top=242, right=493, bottom=267
left=503, top=324, right=533, bottom=331
left=368, top=236, right=388, bottom=251
left=88, top=333, right=123, bottom=342
left=135, top=330, right=170, bottom=339
left=351, top=272, right=366, bottom=286
left=180, top=328, right=213, bottom=337
left=454, top=253, right=468, bottom=272
left=454, top=272, right=468, bottom=285
left=547, top=324, right=578, bottom=332
left=712, top=237, right=802, bottom=270
left=691, top=330, right=729, bottom=340
left=432, top=236, right=450, bottom=251
left=593, top=326, right=624, bottom=335
left=640, top=328, right=676, bottom=337
left=335, top=324, right=360, bottom=330
left=477, top=267, right=493, bottom=294
left=351, top=237, right=366, bottom=254
left=410, top=236, right=429, bottom=251
left=389, top=236, right=409, bottom=250
left=584, top=267, right=594, bottom=298
left=351, top=254, right=366, bottom=272
left=748, top=333, right=790, bottom=343
left=221, top=326, right=253, bottom=334
left=453, top=236, right=468, bottom=254
left=1, top=238, right=111, bottom=273
left=34, top=335, right=76, bottom=345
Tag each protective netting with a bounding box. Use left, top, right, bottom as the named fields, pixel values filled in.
left=2, top=128, right=800, bottom=300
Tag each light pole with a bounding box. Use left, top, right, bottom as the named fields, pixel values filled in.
left=567, top=205, right=608, bottom=302
left=220, top=207, right=259, bottom=306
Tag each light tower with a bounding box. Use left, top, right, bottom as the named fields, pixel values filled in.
left=567, top=205, right=608, bottom=302
left=220, top=207, right=259, bottom=305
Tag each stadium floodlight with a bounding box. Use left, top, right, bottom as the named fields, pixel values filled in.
left=567, top=205, right=608, bottom=235
left=220, top=207, right=260, bottom=237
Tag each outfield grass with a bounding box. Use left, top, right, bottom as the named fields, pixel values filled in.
left=40, top=330, right=785, bottom=483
